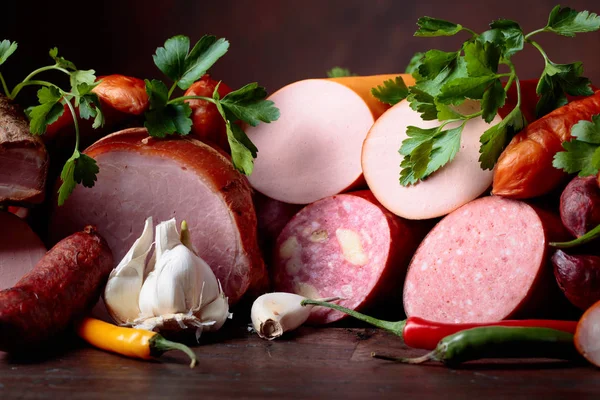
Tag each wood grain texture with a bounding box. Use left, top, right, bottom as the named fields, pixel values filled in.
left=0, top=327, right=599, bottom=399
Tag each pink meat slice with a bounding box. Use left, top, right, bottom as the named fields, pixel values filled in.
left=273, top=191, right=423, bottom=324
left=49, top=128, right=265, bottom=304
left=0, top=95, right=48, bottom=205
left=362, top=99, right=499, bottom=220
left=253, top=192, right=304, bottom=265
left=245, top=80, right=377, bottom=204
left=0, top=211, right=46, bottom=290
left=403, top=196, right=568, bottom=323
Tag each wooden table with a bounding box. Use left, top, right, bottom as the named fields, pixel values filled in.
left=1, top=325, right=599, bottom=399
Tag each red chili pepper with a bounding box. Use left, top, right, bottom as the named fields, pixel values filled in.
left=301, top=299, right=577, bottom=350
left=402, top=316, right=577, bottom=350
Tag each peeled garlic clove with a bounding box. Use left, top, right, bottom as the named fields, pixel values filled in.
left=104, top=217, right=154, bottom=324
left=251, top=292, right=317, bottom=340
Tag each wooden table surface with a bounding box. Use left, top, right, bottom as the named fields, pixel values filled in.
left=1, top=325, right=598, bottom=399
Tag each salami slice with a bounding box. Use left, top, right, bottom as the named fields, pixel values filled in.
left=273, top=191, right=425, bottom=324
left=403, top=196, right=570, bottom=323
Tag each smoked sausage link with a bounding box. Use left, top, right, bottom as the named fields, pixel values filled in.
left=0, top=226, right=113, bottom=352
left=493, top=91, right=600, bottom=199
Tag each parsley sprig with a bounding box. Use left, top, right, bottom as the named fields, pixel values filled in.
left=0, top=41, right=103, bottom=205
left=381, top=5, right=600, bottom=186
left=553, top=114, right=600, bottom=176
left=144, top=35, right=279, bottom=175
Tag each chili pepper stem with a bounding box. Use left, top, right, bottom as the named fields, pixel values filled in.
left=300, top=299, right=406, bottom=337
left=149, top=335, right=198, bottom=368
left=371, top=351, right=435, bottom=365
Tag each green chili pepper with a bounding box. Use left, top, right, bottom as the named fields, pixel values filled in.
left=372, top=326, right=580, bottom=367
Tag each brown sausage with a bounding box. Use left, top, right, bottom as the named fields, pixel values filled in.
left=493, top=91, right=600, bottom=199
left=0, top=226, right=113, bottom=352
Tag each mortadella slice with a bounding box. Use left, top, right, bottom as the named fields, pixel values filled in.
left=49, top=128, right=265, bottom=305
left=362, top=99, right=501, bottom=220
left=0, top=211, right=46, bottom=290
left=403, top=196, right=570, bottom=323
left=272, top=190, right=426, bottom=324
left=246, top=74, right=415, bottom=205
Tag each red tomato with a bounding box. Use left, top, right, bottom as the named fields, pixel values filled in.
left=184, top=74, right=232, bottom=151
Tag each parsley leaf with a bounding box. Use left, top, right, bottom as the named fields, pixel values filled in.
left=371, top=76, right=409, bottom=105
left=463, top=40, right=500, bottom=77
left=49, top=47, right=76, bottom=70
left=144, top=79, right=193, bottom=137
left=415, top=17, right=463, bottom=37
left=417, top=50, right=460, bottom=81
left=399, top=124, right=464, bottom=185
left=536, top=61, right=593, bottom=117
left=153, top=35, right=229, bottom=90
left=76, top=84, right=104, bottom=129
left=407, top=87, right=438, bottom=121
left=326, top=67, right=356, bottom=78
left=480, top=20, right=524, bottom=59
left=546, top=6, right=600, bottom=37
left=405, top=52, right=424, bottom=74
left=145, top=103, right=193, bottom=137
left=481, top=78, right=505, bottom=123
left=28, top=86, right=64, bottom=134
left=553, top=115, right=600, bottom=176
left=0, top=40, right=17, bottom=66
left=438, top=75, right=499, bottom=105
left=58, top=151, right=99, bottom=206
left=553, top=140, right=600, bottom=176
left=70, top=69, right=96, bottom=89
left=479, top=106, right=525, bottom=169
left=220, top=83, right=280, bottom=127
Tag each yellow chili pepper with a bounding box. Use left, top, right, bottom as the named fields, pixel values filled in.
left=76, top=317, right=197, bottom=367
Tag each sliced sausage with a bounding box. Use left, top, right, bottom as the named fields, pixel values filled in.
left=273, top=190, right=426, bottom=324
left=362, top=99, right=500, bottom=220
left=0, top=211, right=46, bottom=290
left=254, top=192, right=304, bottom=266
left=403, top=196, right=571, bottom=323
left=0, top=226, right=113, bottom=352
left=246, top=74, right=414, bottom=204
left=0, top=94, right=48, bottom=205
left=48, top=128, right=266, bottom=305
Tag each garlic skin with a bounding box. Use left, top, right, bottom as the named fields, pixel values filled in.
left=251, top=292, right=337, bottom=340
left=103, top=217, right=154, bottom=325
left=104, top=217, right=230, bottom=337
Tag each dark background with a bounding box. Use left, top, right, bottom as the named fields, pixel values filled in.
left=3, top=0, right=600, bottom=100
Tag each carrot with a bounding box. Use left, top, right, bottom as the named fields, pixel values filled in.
left=492, top=91, right=600, bottom=199
left=328, top=74, right=416, bottom=119
left=76, top=317, right=197, bottom=368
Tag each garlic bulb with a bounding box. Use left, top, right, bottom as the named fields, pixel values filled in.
left=103, top=217, right=154, bottom=324
left=251, top=292, right=338, bottom=340
left=104, top=218, right=230, bottom=338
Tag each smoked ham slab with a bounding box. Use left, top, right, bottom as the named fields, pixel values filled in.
left=49, top=128, right=266, bottom=304
left=0, top=95, right=48, bottom=204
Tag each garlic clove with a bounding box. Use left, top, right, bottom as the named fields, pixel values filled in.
left=196, top=284, right=231, bottom=332
left=104, top=217, right=154, bottom=324
left=251, top=292, right=324, bottom=340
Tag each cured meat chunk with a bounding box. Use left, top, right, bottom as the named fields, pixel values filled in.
left=0, top=211, right=46, bottom=290
left=273, top=191, right=424, bottom=324
left=49, top=128, right=265, bottom=304
left=246, top=74, right=414, bottom=205
left=362, top=99, right=500, bottom=220
left=403, top=196, right=569, bottom=323
left=0, top=226, right=112, bottom=352
left=0, top=95, right=48, bottom=204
